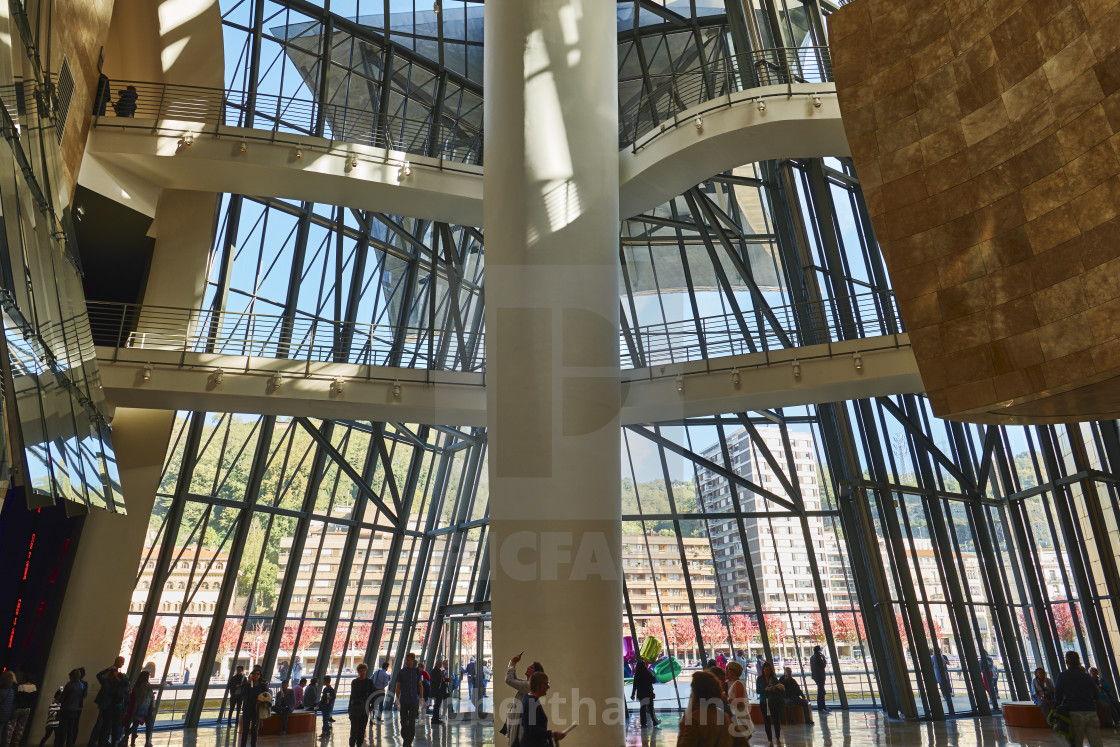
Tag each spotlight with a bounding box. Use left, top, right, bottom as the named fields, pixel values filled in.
left=398, top=161, right=411, bottom=179
left=694, top=115, right=703, bottom=130
left=731, top=368, right=740, bottom=386
left=176, top=134, right=193, bottom=151
left=209, top=368, right=224, bottom=386
left=268, top=372, right=282, bottom=392
left=813, top=95, right=822, bottom=108
left=239, top=140, right=247, bottom=152
left=853, top=352, right=863, bottom=371
left=792, top=360, right=801, bottom=379
left=295, top=147, right=303, bottom=160
left=331, top=378, right=345, bottom=395
left=75, top=205, right=85, bottom=219
left=392, top=381, right=401, bottom=398
left=757, top=100, right=766, bottom=113
left=142, top=364, right=152, bottom=381
left=676, top=376, right=684, bottom=393
left=351, top=155, right=359, bottom=168
left=434, top=0, right=440, bottom=12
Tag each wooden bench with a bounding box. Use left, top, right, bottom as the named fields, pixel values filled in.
left=1001, top=701, right=1049, bottom=728
left=750, top=701, right=811, bottom=725
left=258, top=711, right=317, bottom=735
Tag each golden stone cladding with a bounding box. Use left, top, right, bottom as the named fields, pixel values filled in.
left=830, top=0, right=1120, bottom=423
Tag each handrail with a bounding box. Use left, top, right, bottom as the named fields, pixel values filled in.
left=621, top=290, right=903, bottom=369
left=89, top=290, right=900, bottom=374
left=93, top=79, right=484, bottom=166
left=618, top=46, right=834, bottom=149
left=86, top=302, right=486, bottom=373
left=93, top=46, right=832, bottom=164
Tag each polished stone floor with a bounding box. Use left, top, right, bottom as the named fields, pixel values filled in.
left=144, top=709, right=1120, bottom=747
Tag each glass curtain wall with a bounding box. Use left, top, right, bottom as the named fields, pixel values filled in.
left=116, top=0, right=1120, bottom=728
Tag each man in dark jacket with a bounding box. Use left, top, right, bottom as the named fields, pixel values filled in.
left=810, top=646, right=827, bottom=713
left=92, top=658, right=129, bottom=747
left=239, top=668, right=270, bottom=747
left=429, top=662, right=446, bottom=725
left=1055, top=651, right=1104, bottom=747
left=272, top=680, right=295, bottom=735
left=59, top=670, right=85, bottom=747
left=225, top=667, right=245, bottom=724
left=318, top=676, right=336, bottom=735
left=781, top=667, right=813, bottom=724
left=520, top=673, right=567, bottom=747
left=348, top=664, right=374, bottom=747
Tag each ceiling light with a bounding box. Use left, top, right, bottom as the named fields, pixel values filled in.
left=295, top=147, right=303, bottom=160
left=813, top=95, right=821, bottom=108
left=398, top=161, right=411, bottom=179
left=731, top=368, right=740, bottom=386
left=239, top=140, right=247, bottom=152
left=141, top=364, right=152, bottom=381
left=694, top=116, right=703, bottom=130
left=434, top=0, right=440, bottom=12
left=209, top=368, right=224, bottom=386
left=853, top=352, right=863, bottom=371
left=792, top=360, right=801, bottom=379
left=351, top=155, right=359, bottom=168
left=268, top=372, right=283, bottom=392
left=757, top=100, right=766, bottom=113
left=676, top=376, right=684, bottom=393
left=331, top=378, right=345, bottom=395
left=392, top=381, right=401, bottom=398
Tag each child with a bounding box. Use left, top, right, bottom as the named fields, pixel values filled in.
left=39, top=689, right=62, bottom=747
left=318, top=676, right=336, bottom=735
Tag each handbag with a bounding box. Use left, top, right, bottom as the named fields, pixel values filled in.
left=256, top=692, right=272, bottom=721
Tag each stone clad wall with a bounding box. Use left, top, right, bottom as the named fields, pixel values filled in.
left=830, top=0, right=1120, bottom=423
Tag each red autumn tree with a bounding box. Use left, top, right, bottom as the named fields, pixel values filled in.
left=173, top=621, right=207, bottom=662
left=146, top=619, right=170, bottom=658
left=700, top=615, right=729, bottom=654
left=807, top=614, right=827, bottom=645
left=1052, top=604, right=1079, bottom=643
left=730, top=613, right=759, bottom=651
left=216, top=619, right=243, bottom=658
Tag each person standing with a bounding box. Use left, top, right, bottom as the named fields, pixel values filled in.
left=239, top=668, right=270, bottom=747
left=809, top=646, right=827, bottom=714
left=503, top=655, right=544, bottom=745
left=369, top=662, right=390, bottom=723
left=225, top=667, right=245, bottom=725
left=755, top=655, right=764, bottom=678
left=429, top=663, right=445, bottom=725
left=630, top=659, right=659, bottom=727
left=113, top=86, right=137, bottom=117
left=0, top=671, right=15, bottom=747
left=756, top=661, right=784, bottom=747
left=58, top=671, right=84, bottom=747
left=464, top=658, right=477, bottom=716
left=395, top=654, right=423, bottom=747
left=725, top=662, right=752, bottom=747
left=677, top=671, right=730, bottom=747
left=348, top=663, right=374, bottom=747
left=38, top=689, right=62, bottom=747
left=124, top=672, right=155, bottom=747
left=291, top=661, right=303, bottom=691
left=318, top=676, right=336, bottom=735
left=293, top=679, right=305, bottom=710
left=92, top=658, right=129, bottom=747
left=519, top=673, right=568, bottom=747
left=979, top=649, right=999, bottom=709
left=1055, top=651, right=1103, bottom=747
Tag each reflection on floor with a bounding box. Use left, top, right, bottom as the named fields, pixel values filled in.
left=149, top=710, right=1120, bottom=747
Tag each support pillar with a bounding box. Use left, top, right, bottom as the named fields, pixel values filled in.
left=484, top=2, right=623, bottom=744
left=31, top=409, right=176, bottom=743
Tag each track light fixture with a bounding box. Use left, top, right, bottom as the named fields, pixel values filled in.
left=676, top=376, right=684, bottom=393
left=331, top=378, right=345, bottom=395
left=209, top=368, right=224, bottom=387
left=813, top=95, right=822, bottom=108
left=239, top=140, right=247, bottom=152
left=142, top=364, right=152, bottom=381
left=398, top=161, right=412, bottom=179
left=792, top=360, right=801, bottom=379
left=392, top=381, right=401, bottom=398
left=853, top=352, right=863, bottom=371
left=268, top=372, right=282, bottom=392
left=731, top=368, right=740, bottom=386
left=295, top=147, right=303, bottom=160
left=351, top=155, right=359, bottom=168
left=694, top=115, right=703, bottom=130
left=177, top=134, right=193, bottom=151
left=434, top=0, right=440, bottom=12
left=757, top=100, right=766, bottom=112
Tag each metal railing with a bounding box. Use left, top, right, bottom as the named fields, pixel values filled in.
left=618, top=46, right=834, bottom=148
left=622, top=290, right=903, bottom=368
left=89, top=291, right=900, bottom=376
left=94, top=80, right=484, bottom=165
left=86, top=301, right=486, bottom=373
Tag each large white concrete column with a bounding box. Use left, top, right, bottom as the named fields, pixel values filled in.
left=31, top=409, right=176, bottom=743
left=484, top=2, right=623, bottom=745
